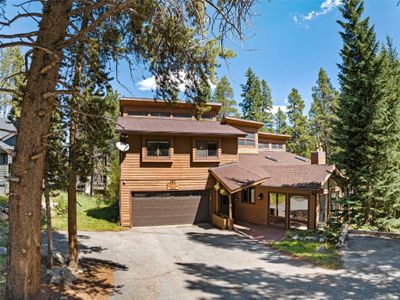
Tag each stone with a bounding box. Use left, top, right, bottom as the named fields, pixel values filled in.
left=53, top=251, right=66, bottom=265
left=319, top=237, right=325, bottom=243
left=63, top=267, right=78, bottom=285
left=49, top=266, right=78, bottom=285
left=0, top=246, right=7, bottom=255
left=0, top=212, right=8, bottom=221
left=316, top=245, right=327, bottom=253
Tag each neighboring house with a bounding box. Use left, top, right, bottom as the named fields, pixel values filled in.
left=0, top=118, right=16, bottom=195
left=116, top=98, right=346, bottom=230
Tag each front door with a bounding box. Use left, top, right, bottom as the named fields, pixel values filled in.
left=268, top=193, right=286, bottom=227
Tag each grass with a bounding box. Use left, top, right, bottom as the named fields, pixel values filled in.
left=49, top=192, right=124, bottom=231
left=270, top=231, right=341, bottom=269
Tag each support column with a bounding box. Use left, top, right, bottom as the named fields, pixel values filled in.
left=228, top=194, right=233, bottom=230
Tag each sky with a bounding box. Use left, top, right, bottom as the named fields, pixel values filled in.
left=118, top=0, right=400, bottom=114
left=1, top=0, right=400, bottom=115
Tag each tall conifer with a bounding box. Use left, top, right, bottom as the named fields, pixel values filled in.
left=212, top=76, right=238, bottom=120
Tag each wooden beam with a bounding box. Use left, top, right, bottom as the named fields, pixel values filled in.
left=228, top=193, right=233, bottom=230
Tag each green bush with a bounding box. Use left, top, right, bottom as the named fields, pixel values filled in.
left=376, top=218, right=400, bottom=232
left=0, top=195, right=8, bottom=208
left=54, top=194, right=68, bottom=216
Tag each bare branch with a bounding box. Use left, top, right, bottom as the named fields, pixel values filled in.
left=0, top=31, right=38, bottom=39
left=0, top=88, right=24, bottom=97
left=0, top=12, right=42, bottom=26
left=43, top=90, right=80, bottom=99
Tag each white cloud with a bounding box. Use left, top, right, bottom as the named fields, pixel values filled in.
left=271, top=105, right=288, bottom=115
left=293, top=0, right=342, bottom=26
left=136, top=72, right=216, bottom=92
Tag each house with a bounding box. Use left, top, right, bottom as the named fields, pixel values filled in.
left=116, top=97, right=345, bottom=230
left=0, top=118, right=17, bottom=195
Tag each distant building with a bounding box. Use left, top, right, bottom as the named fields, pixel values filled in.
left=0, top=118, right=16, bottom=195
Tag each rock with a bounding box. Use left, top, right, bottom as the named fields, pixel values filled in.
left=0, top=212, right=8, bottom=221
left=49, top=268, right=64, bottom=285
left=0, top=246, right=7, bottom=255
left=49, top=266, right=78, bottom=285
left=292, top=235, right=299, bottom=241
left=316, top=245, right=327, bottom=253
left=53, top=252, right=66, bottom=265
left=319, top=237, right=325, bottom=243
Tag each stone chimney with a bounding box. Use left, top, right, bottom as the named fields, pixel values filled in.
left=311, top=143, right=326, bottom=165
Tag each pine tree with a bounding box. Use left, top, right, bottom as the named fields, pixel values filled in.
left=261, top=79, right=274, bottom=131
left=240, top=68, right=263, bottom=121
left=274, top=108, right=289, bottom=134
left=286, top=88, right=312, bottom=157
left=333, top=0, right=385, bottom=224
left=212, top=76, right=238, bottom=120
left=309, top=68, right=339, bottom=162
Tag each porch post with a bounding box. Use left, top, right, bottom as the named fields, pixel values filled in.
left=228, top=193, right=233, bottom=230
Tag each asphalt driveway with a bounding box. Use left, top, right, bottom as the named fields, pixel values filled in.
left=45, top=226, right=400, bottom=299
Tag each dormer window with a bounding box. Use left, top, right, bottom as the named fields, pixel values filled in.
left=239, top=133, right=255, bottom=146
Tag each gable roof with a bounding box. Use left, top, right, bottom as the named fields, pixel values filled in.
left=210, top=151, right=343, bottom=193
left=0, top=118, right=17, bottom=140
left=116, top=116, right=246, bottom=137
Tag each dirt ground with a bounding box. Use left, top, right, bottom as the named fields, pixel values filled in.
left=1, top=257, right=120, bottom=300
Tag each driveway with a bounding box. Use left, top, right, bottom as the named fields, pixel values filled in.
left=45, top=226, right=400, bottom=299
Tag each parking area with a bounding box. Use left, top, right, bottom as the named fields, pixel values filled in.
left=46, top=225, right=400, bottom=299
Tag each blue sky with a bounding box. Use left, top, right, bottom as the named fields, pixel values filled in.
left=2, top=1, right=400, bottom=114
left=123, top=0, right=400, bottom=114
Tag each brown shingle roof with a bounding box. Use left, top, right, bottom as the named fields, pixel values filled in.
left=211, top=151, right=340, bottom=192
left=116, top=117, right=246, bottom=136
left=210, top=163, right=270, bottom=193
left=261, top=164, right=336, bottom=190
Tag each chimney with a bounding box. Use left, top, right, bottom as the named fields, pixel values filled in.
left=311, top=143, right=326, bottom=165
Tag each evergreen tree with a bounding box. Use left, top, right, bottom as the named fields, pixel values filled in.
left=309, top=68, right=339, bottom=162
left=286, top=88, right=312, bottom=157
left=240, top=68, right=263, bottom=121
left=261, top=79, right=274, bottom=131
left=212, top=76, right=238, bottom=120
left=332, top=0, right=385, bottom=224
left=274, top=108, right=289, bottom=134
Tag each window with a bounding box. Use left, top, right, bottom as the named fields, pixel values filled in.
left=174, top=113, right=192, bottom=119
left=259, top=142, right=270, bottom=150
left=241, top=187, right=255, bottom=204
left=146, top=140, right=170, bottom=157
left=196, top=141, right=218, bottom=159
left=128, top=111, right=148, bottom=116
left=289, top=195, right=309, bottom=229
left=271, top=143, right=284, bottom=150
left=238, top=133, right=256, bottom=146
left=269, top=193, right=286, bottom=227
left=331, top=192, right=340, bottom=212
left=0, top=154, right=8, bottom=165
left=319, top=194, right=328, bottom=226
left=151, top=112, right=171, bottom=118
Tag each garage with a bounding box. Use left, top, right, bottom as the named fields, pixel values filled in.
left=131, top=191, right=210, bottom=227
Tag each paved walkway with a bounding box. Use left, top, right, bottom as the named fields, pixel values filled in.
left=44, top=226, right=400, bottom=299
left=234, top=221, right=286, bottom=243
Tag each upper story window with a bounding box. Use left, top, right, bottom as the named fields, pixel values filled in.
left=174, top=113, right=192, bottom=119
left=151, top=112, right=171, bottom=118
left=128, top=111, right=148, bottom=116
left=146, top=140, right=170, bottom=157
left=196, top=141, right=218, bottom=159
left=271, top=143, right=284, bottom=150
left=0, top=154, right=8, bottom=165
left=239, top=133, right=255, bottom=146
left=259, top=142, right=270, bottom=150
left=242, top=187, right=255, bottom=204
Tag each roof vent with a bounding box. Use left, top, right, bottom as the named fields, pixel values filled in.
left=266, top=156, right=281, bottom=163
left=295, top=156, right=308, bottom=162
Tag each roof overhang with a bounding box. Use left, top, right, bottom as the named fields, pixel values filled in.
left=221, top=116, right=264, bottom=129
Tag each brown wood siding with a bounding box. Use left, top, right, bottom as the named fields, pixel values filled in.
left=236, top=186, right=268, bottom=225
left=119, top=134, right=237, bottom=226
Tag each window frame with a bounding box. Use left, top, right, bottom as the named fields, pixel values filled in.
left=192, top=138, right=221, bottom=162
left=238, top=133, right=256, bottom=147
left=241, top=187, right=255, bottom=204
left=142, top=136, right=173, bottom=162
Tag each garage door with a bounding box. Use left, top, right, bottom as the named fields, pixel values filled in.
left=132, top=191, right=209, bottom=227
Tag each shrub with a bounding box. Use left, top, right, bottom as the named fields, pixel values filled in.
left=0, top=195, right=8, bottom=208
left=54, top=194, right=68, bottom=216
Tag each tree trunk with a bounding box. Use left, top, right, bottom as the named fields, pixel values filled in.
left=44, top=175, right=53, bottom=268
left=67, top=13, right=89, bottom=270
left=89, top=166, right=94, bottom=197
left=6, top=2, right=72, bottom=299
left=104, top=155, right=107, bottom=196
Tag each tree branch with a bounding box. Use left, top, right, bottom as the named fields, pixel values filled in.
left=0, top=31, right=39, bottom=39
left=0, top=88, right=24, bottom=97
left=0, top=12, right=42, bottom=26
